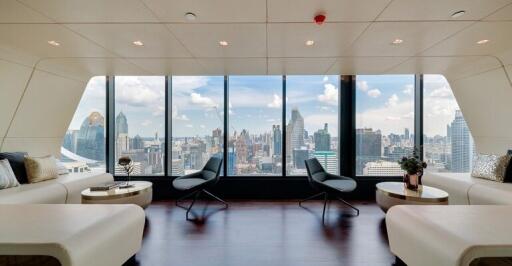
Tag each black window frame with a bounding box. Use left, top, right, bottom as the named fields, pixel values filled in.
left=104, top=74, right=425, bottom=181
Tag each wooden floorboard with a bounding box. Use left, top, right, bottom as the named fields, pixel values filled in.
left=133, top=200, right=394, bottom=266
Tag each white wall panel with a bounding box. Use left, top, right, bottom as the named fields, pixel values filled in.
left=448, top=67, right=512, bottom=154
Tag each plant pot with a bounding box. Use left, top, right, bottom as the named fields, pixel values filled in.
left=404, top=173, right=421, bottom=191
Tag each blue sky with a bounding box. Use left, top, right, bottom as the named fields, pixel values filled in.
left=68, top=75, right=460, bottom=138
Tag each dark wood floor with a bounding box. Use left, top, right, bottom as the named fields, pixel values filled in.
left=133, top=200, right=394, bottom=266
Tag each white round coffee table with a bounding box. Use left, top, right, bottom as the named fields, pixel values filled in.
left=81, top=181, right=153, bottom=209
left=376, top=182, right=449, bottom=213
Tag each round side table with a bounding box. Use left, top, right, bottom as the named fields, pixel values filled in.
left=81, top=181, right=153, bottom=209
left=376, top=182, right=449, bottom=213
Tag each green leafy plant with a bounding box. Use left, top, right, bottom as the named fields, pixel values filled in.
left=398, top=147, right=427, bottom=175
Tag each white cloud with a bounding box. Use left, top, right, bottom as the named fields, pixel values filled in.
left=403, top=84, right=413, bottom=95
left=141, top=120, right=152, bottom=127
left=304, top=114, right=338, bottom=136
left=357, top=100, right=414, bottom=135
left=267, top=94, right=282, bottom=108
left=266, top=118, right=276, bottom=122
left=323, top=76, right=329, bottom=82
left=115, top=76, right=163, bottom=108
left=357, top=80, right=369, bottom=92
left=172, top=76, right=209, bottom=93
left=386, top=116, right=401, bottom=121
left=200, top=125, right=206, bottom=129
left=172, top=105, right=189, bottom=121
left=185, top=124, right=193, bottom=128
left=318, top=83, right=338, bottom=105
left=190, top=93, right=218, bottom=108
left=386, top=94, right=399, bottom=107
left=429, top=85, right=452, bottom=98
left=367, top=89, right=381, bottom=98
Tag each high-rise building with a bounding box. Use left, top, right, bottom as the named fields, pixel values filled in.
left=75, top=112, right=105, bottom=161
left=450, top=110, right=471, bottom=172
left=227, top=147, right=236, bottom=175
left=272, top=125, right=282, bottom=156
left=356, top=128, right=382, bottom=175
left=314, top=123, right=331, bottom=151
left=131, top=135, right=144, bottom=150
left=363, top=161, right=403, bottom=176
left=314, top=151, right=338, bottom=174
left=404, top=128, right=410, bottom=140
left=286, top=108, right=305, bottom=160
left=115, top=112, right=128, bottom=137
left=293, top=147, right=309, bottom=169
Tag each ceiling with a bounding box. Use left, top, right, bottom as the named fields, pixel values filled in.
left=1, top=0, right=512, bottom=78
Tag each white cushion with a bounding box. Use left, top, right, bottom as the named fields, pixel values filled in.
left=56, top=172, right=113, bottom=203
left=422, top=171, right=473, bottom=204
left=469, top=178, right=512, bottom=205
left=0, top=204, right=145, bottom=266
left=0, top=180, right=66, bottom=204
left=387, top=205, right=512, bottom=266
left=0, top=159, right=19, bottom=189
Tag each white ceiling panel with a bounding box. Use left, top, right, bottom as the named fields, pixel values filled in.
left=127, top=58, right=206, bottom=75
left=485, top=3, right=512, bottom=20
left=197, top=58, right=267, bottom=75
left=506, top=65, right=512, bottom=81
left=37, top=58, right=150, bottom=81
left=378, top=0, right=511, bottom=21
left=0, top=0, right=51, bottom=22
left=268, top=23, right=368, bottom=57
left=19, top=0, right=158, bottom=22
left=0, top=24, right=113, bottom=58
left=387, top=56, right=501, bottom=80
left=346, top=21, right=472, bottom=56
left=167, top=24, right=267, bottom=58
left=268, top=58, right=336, bottom=74
left=67, top=24, right=191, bottom=58
left=142, top=0, right=266, bottom=23
left=422, top=22, right=512, bottom=56
left=326, top=56, right=408, bottom=75
left=268, top=0, right=391, bottom=22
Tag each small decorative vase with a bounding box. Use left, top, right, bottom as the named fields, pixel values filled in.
left=404, top=173, right=420, bottom=191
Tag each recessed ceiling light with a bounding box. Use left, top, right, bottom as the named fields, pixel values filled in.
left=451, top=10, right=466, bottom=18
left=132, top=40, right=144, bottom=46
left=391, top=39, right=404, bottom=45
left=477, top=39, right=489, bottom=45
left=219, top=40, right=229, bottom=46
left=184, top=12, right=197, bottom=21
left=47, top=40, right=60, bottom=46
left=305, top=40, right=315, bottom=46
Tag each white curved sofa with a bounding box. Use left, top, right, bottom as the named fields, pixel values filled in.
left=0, top=172, right=113, bottom=204
left=422, top=171, right=512, bottom=205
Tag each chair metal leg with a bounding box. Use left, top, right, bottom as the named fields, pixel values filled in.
left=202, top=189, right=228, bottom=209
left=322, top=193, right=328, bottom=224
left=336, top=196, right=360, bottom=216
left=186, top=190, right=201, bottom=221
left=299, top=192, right=326, bottom=207
left=176, top=190, right=200, bottom=210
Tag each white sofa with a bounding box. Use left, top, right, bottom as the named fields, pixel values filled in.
left=0, top=171, right=113, bottom=204
left=422, top=171, right=512, bottom=205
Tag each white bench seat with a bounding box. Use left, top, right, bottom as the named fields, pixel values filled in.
left=387, top=205, right=512, bottom=266
left=0, top=204, right=145, bottom=266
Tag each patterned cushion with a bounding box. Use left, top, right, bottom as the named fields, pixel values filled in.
left=0, top=159, right=20, bottom=189
left=471, top=154, right=512, bottom=182
left=24, top=155, right=59, bottom=183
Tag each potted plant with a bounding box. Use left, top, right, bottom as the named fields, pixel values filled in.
left=398, top=149, right=427, bottom=191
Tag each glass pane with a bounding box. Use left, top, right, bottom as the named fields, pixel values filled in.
left=423, top=75, right=475, bottom=173
left=356, top=75, right=415, bottom=176
left=61, top=76, right=106, bottom=173
left=286, top=76, right=340, bottom=175
left=228, top=76, right=282, bottom=176
left=171, top=76, right=224, bottom=176
left=114, top=76, right=165, bottom=176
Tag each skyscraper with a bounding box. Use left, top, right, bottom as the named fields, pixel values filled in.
left=404, top=128, right=410, bottom=140
left=356, top=128, right=382, bottom=175
left=314, top=123, right=331, bottom=151
left=76, top=112, right=105, bottom=161
left=272, top=125, right=282, bottom=156
left=314, top=151, right=338, bottom=174
left=115, top=112, right=128, bottom=137
left=450, top=110, right=471, bottom=172
left=286, top=108, right=305, bottom=160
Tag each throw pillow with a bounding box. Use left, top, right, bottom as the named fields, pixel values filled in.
left=0, top=152, right=28, bottom=184
left=0, top=159, right=20, bottom=189
left=24, top=155, right=59, bottom=183
left=471, top=154, right=512, bottom=182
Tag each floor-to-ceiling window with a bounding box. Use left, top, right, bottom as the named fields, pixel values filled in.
left=61, top=76, right=106, bottom=173
left=355, top=75, right=415, bottom=176
left=286, top=76, right=340, bottom=175
left=171, top=76, right=224, bottom=176
left=228, top=76, right=283, bottom=176
left=114, top=76, right=165, bottom=176
left=423, top=75, right=475, bottom=173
